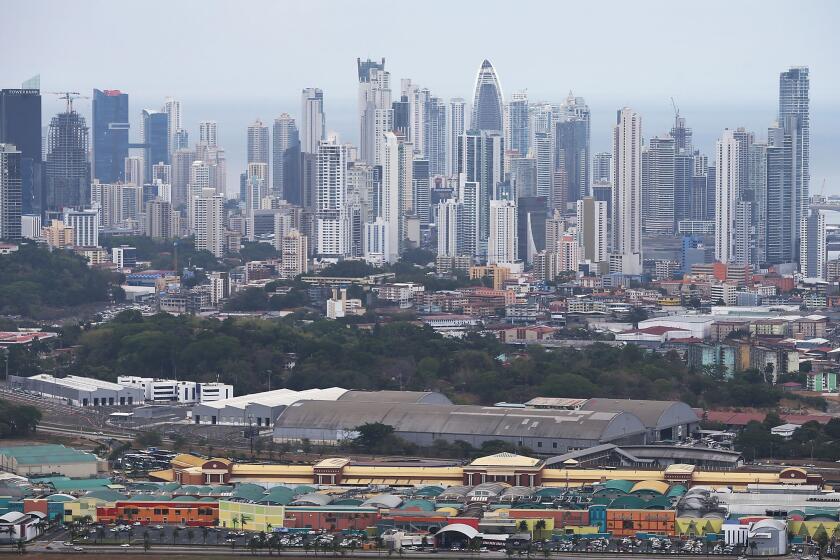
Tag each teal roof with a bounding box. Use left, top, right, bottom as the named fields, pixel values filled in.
left=595, top=480, right=634, bottom=494
left=161, top=483, right=181, bottom=492
left=414, top=486, right=444, bottom=497
left=642, top=496, right=673, bottom=509
left=535, top=488, right=564, bottom=497
left=198, top=497, right=217, bottom=503
left=51, top=478, right=112, bottom=492
left=172, top=495, right=197, bottom=502
left=399, top=499, right=435, bottom=512
left=84, top=490, right=127, bottom=502
left=293, top=485, right=315, bottom=494
left=666, top=484, right=687, bottom=497
left=332, top=498, right=364, bottom=506
left=233, top=484, right=265, bottom=502
left=0, top=444, right=96, bottom=465
left=609, top=495, right=646, bottom=509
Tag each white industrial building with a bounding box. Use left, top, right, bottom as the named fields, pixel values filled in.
left=637, top=315, right=717, bottom=339
left=116, top=376, right=233, bottom=403
left=189, top=387, right=348, bottom=427
left=9, top=374, right=144, bottom=407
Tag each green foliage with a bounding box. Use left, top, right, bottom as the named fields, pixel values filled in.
left=0, top=244, right=114, bottom=316
left=0, top=399, right=41, bottom=437
left=239, top=241, right=278, bottom=262
left=134, top=430, right=163, bottom=448
left=735, top=418, right=840, bottom=460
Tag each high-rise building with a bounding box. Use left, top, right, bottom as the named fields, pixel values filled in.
left=436, top=199, right=461, bottom=257
left=363, top=217, right=390, bottom=265
left=670, top=115, right=693, bottom=153
left=674, top=150, right=694, bottom=227
left=488, top=199, right=517, bottom=265
left=0, top=87, right=41, bottom=216
left=163, top=97, right=182, bottom=157
left=592, top=152, right=611, bottom=183
left=300, top=88, right=325, bottom=155
left=510, top=157, right=537, bottom=199
left=379, top=132, right=401, bottom=263
left=533, top=131, right=554, bottom=206
left=272, top=113, right=298, bottom=198
left=458, top=130, right=504, bottom=257
left=470, top=60, right=504, bottom=132
left=91, top=89, right=129, bottom=183
left=280, top=228, right=309, bottom=278
left=357, top=58, right=390, bottom=164
left=124, top=155, right=143, bottom=187
left=315, top=139, right=348, bottom=257
left=507, top=91, right=530, bottom=158
left=144, top=198, right=172, bottom=239
left=800, top=208, right=826, bottom=279
left=141, top=109, right=168, bottom=179
left=576, top=196, right=607, bottom=266
left=427, top=97, right=447, bottom=176
left=170, top=149, right=195, bottom=210
left=62, top=208, right=99, bottom=247
left=555, top=93, right=591, bottom=205
left=247, top=119, right=269, bottom=169
left=457, top=175, right=480, bottom=258
left=733, top=200, right=754, bottom=268
left=714, top=129, right=740, bottom=264
left=199, top=121, right=217, bottom=147
left=45, top=103, right=90, bottom=212
left=0, top=144, right=22, bottom=241
left=413, top=159, right=431, bottom=228
left=192, top=188, right=225, bottom=257
left=447, top=98, right=466, bottom=176
left=610, top=108, right=643, bottom=274
left=645, top=136, right=676, bottom=235
left=747, top=143, right=768, bottom=264
left=766, top=123, right=795, bottom=265
left=779, top=67, right=810, bottom=223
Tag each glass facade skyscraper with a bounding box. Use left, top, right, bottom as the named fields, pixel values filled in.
left=0, top=88, right=41, bottom=214
left=470, top=60, right=504, bottom=133
left=142, top=109, right=169, bottom=180
left=92, top=89, right=129, bottom=183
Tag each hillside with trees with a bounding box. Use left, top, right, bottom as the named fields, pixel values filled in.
left=0, top=244, right=117, bottom=318
left=59, top=311, right=819, bottom=411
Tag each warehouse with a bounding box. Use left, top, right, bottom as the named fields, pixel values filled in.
left=578, top=399, right=699, bottom=442
left=0, top=445, right=101, bottom=477
left=190, top=388, right=451, bottom=427
left=273, top=402, right=647, bottom=453
left=8, top=374, right=144, bottom=407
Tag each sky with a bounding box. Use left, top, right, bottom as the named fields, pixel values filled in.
left=4, top=0, right=840, bottom=194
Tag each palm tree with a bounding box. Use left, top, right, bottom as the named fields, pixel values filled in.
left=239, top=514, right=250, bottom=532
left=232, top=518, right=240, bottom=531
left=534, top=520, right=546, bottom=540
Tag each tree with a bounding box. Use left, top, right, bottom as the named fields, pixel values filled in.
left=353, top=422, right=396, bottom=452
left=534, top=520, right=547, bottom=539
left=135, top=430, right=163, bottom=448
left=518, top=520, right=529, bottom=532
left=0, top=400, right=41, bottom=437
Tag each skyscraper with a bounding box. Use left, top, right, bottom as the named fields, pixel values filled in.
left=488, top=199, right=517, bottom=265
left=0, top=88, right=41, bottom=215
left=779, top=66, right=810, bottom=261
left=517, top=196, right=547, bottom=264
left=301, top=88, right=325, bottom=155
left=766, top=122, right=795, bottom=265
left=670, top=115, right=693, bottom=153
left=747, top=143, right=768, bottom=264
left=412, top=158, right=431, bottom=228
left=91, top=89, right=129, bottom=184
left=315, top=139, right=348, bottom=257
left=199, top=121, right=217, bottom=147
left=447, top=98, right=465, bottom=176
left=645, top=136, right=676, bottom=235
left=141, top=109, right=168, bottom=179
left=272, top=113, right=298, bottom=198
left=0, top=144, right=22, bottom=241
left=437, top=199, right=461, bottom=257
left=555, top=93, right=591, bottom=204
left=470, top=60, right=504, bottom=132
left=163, top=97, right=182, bottom=157
left=144, top=198, right=173, bottom=239
left=533, top=131, right=554, bottom=206
left=458, top=130, right=504, bottom=257
left=800, top=208, right=826, bottom=279
left=714, top=129, right=740, bottom=264
left=357, top=58, right=389, bottom=164
left=592, top=152, right=611, bottom=183
left=378, top=131, right=401, bottom=263
left=576, top=196, right=607, bottom=266
left=426, top=97, right=447, bottom=176
left=247, top=119, right=270, bottom=171
left=610, top=108, right=642, bottom=274
left=45, top=102, right=90, bottom=212
left=507, top=91, right=530, bottom=158
left=171, top=149, right=196, bottom=209
left=192, top=188, right=225, bottom=258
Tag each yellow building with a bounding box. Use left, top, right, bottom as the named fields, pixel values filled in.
left=63, top=496, right=107, bottom=523
left=469, top=265, right=510, bottom=290
left=42, top=220, right=74, bottom=249
left=218, top=500, right=284, bottom=532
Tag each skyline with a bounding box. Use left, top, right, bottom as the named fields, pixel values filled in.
left=4, top=0, right=840, bottom=193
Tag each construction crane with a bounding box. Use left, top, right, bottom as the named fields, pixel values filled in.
left=45, top=91, right=89, bottom=112
left=670, top=96, right=680, bottom=120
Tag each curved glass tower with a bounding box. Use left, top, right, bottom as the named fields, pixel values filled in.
left=470, top=59, right=504, bottom=132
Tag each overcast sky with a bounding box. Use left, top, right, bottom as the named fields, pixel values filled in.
left=5, top=0, right=840, bottom=193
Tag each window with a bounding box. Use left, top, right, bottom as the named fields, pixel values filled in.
left=537, top=441, right=542, bottom=448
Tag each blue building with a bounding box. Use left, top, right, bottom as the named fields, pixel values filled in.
left=680, top=235, right=708, bottom=273
left=92, top=89, right=129, bottom=183
left=142, top=109, right=169, bottom=179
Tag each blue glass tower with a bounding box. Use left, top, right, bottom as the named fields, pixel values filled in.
left=92, top=89, right=129, bottom=183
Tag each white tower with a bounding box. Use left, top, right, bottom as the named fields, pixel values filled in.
left=714, top=129, right=740, bottom=264
left=488, top=199, right=517, bottom=265
left=610, top=107, right=643, bottom=274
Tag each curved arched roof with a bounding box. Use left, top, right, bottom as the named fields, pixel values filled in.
left=360, top=494, right=402, bottom=509
left=667, top=484, right=687, bottom=497
left=293, top=485, right=316, bottom=494
left=579, top=398, right=699, bottom=430
left=436, top=507, right=459, bottom=515
left=46, top=493, right=76, bottom=502
left=84, top=489, right=126, bottom=502
left=642, top=496, right=672, bottom=509
left=535, top=487, right=564, bottom=497
left=435, top=523, right=479, bottom=540
left=631, top=480, right=670, bottom=495
left=399, top=499, right=435, bottom=512
left=333, top=498, right=364, bottom=506
left=415, top=486, right=444, bottom=497
left=291, top=493, right=332, bottom=506
left=609, top=495, right=646, bottom=509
